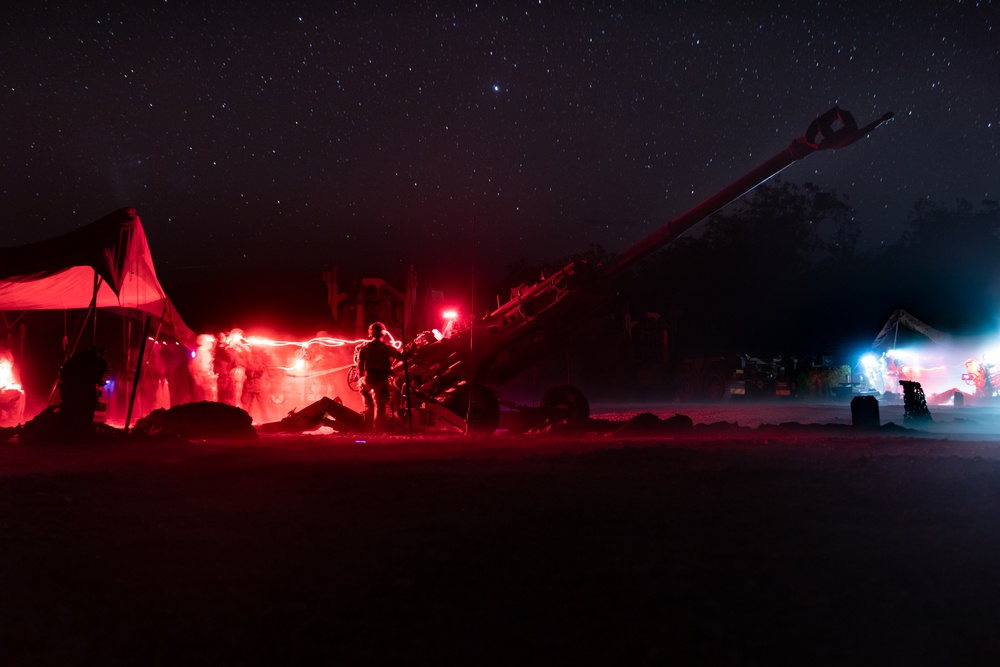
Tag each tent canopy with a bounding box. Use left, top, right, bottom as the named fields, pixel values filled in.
left=0, top=208, right=195, bottom=347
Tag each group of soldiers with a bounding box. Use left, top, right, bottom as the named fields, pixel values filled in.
left=188, top=329, right=272, bottom=424
left=187, top=322, right=403, bottom=432
left=36, top=320, right=403, bottom=439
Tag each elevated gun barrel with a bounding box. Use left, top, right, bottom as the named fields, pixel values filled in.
left=399, top=107, right=893, bottom=427
left=600, top=107, right=894, bottom=278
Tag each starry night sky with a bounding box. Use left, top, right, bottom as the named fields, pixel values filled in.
left=1, top=1, right=997, bottom=298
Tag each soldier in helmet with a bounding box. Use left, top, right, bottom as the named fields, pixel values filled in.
left=354, top=322, right=403, bottom=432
left=58, top=347, right=110, bottom=433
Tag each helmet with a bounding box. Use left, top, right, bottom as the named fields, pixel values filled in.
left=368, top=322, right=385, bottom=339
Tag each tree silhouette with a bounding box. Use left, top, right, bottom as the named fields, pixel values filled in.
left=635, top=180, right=859, bottom=354
left=873, top=198, right=1000, bottom=333
left=472, top=193, right=1000, bottom=392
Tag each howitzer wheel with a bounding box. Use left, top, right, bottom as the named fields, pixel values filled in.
left=346, top=365, right=361, bottom=392
left=540, top=385, right=590, bottom=423
left=444, top=384, right=500, bottom=433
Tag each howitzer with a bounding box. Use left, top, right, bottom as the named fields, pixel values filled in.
left=397, top=107, right=893, bottom=431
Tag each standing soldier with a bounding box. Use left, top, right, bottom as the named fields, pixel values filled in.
left=354, top=322, right=402, bottom=432
left=189, top=334, right=218, bottom=402
left=58, top=347, right=109, bottom=433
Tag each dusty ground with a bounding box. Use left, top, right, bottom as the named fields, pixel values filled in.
left=3, top=402, right=1000, bottom=666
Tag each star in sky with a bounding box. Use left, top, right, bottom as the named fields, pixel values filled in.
left=0, top=1, right=995, bottom=290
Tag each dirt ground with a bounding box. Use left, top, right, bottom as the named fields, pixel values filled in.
left=3, top=402, right=1000, bottom=666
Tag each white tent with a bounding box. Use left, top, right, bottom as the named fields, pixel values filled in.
left=0, top=208, right=197, bottom=423
left=0, top=208, right=194, bottom=347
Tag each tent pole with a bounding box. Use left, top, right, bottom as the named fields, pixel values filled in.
left=125, top=316, right=152, bottom=433
left=400, top=315, right=413, bottom=439
left=47, top=274, right=104, bottom=406
left=68, top=272, right=102, bottom=358
left=125, top=310, right=166, bottom=432
left=125, top=317, right=132, bottom=421
left=92, top=271, right=99, bottom=347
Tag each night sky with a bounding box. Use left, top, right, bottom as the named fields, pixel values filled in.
left=2, top=1, right=997, bottom=300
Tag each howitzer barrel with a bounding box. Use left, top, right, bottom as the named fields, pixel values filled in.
left=398, top=107, right=893, bottom=427
left=601, top=107, right=894, bottom=278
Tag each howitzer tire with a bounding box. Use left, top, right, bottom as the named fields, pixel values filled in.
left=703, top=372, right=728, bottom=401
left=347, top=365, right=361, bottom=392
left=540, top=385, right=590, bottom=423
left=444, top=385, right=500, bottom=433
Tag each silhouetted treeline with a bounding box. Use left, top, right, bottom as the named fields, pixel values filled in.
left=637, top=184, right=1000, bottom=358
left=498, top=181, right=1000, bottom=362
left=869, top=198, right=1000, bottom=335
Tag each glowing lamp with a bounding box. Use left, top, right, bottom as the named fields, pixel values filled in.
left=0, top=355, right=24, bottom=427
left=0, top=357, right=21, bottom=392
left=442, top=309, right=459, bottom=321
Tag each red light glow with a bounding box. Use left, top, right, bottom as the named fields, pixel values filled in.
left=0, top=352, right=25, bottom=427
left=0, top=355, right=21, bottom=391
